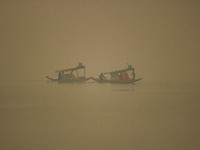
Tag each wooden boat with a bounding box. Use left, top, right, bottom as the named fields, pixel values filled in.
left=92, top=77, right=142, bottom=83
left=92, top=65, right=142, bottom=84
left=46, top=63, right=92, bottom=83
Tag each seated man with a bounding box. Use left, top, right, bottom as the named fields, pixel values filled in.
left=99, top=73, right=107, bottom=80
left=120, top=72, right=129, bottom=80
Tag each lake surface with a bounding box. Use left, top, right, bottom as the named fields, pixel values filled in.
left=0, top=79, right=199, bottom=150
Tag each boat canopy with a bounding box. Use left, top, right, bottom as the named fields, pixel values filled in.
left=104, top=65, right=134, bottom=74
left=55, top=63, right=85, bottom=73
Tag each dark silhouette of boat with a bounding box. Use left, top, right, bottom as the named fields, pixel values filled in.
left=92, top=65, right=142, bottom=84
left=46, top=63, right=92, bottom=83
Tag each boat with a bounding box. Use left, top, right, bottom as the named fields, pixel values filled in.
left=46, top=63, right=92, bottom=83
left=92, top=65, right=142, bottom=84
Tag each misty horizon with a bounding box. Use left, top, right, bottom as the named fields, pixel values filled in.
left=1, top=0, right=200, bottom=82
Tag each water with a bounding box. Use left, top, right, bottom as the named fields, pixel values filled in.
left=0, top=80, right=199, bottom=150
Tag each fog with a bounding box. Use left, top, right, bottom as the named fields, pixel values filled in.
left=1, top=1, right=200, bottom=150
left=1, top=0, right=200, bottom=81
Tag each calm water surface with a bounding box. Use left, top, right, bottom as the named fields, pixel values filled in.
left=0, top=80, right=199, bottom=150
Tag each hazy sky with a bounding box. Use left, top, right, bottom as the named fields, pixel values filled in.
left=1, top=0, right=200, bottom=81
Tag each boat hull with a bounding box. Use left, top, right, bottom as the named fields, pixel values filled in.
left=46, top=76, right=92, bottom=83
left=92, top=77, right=142, bottom=84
